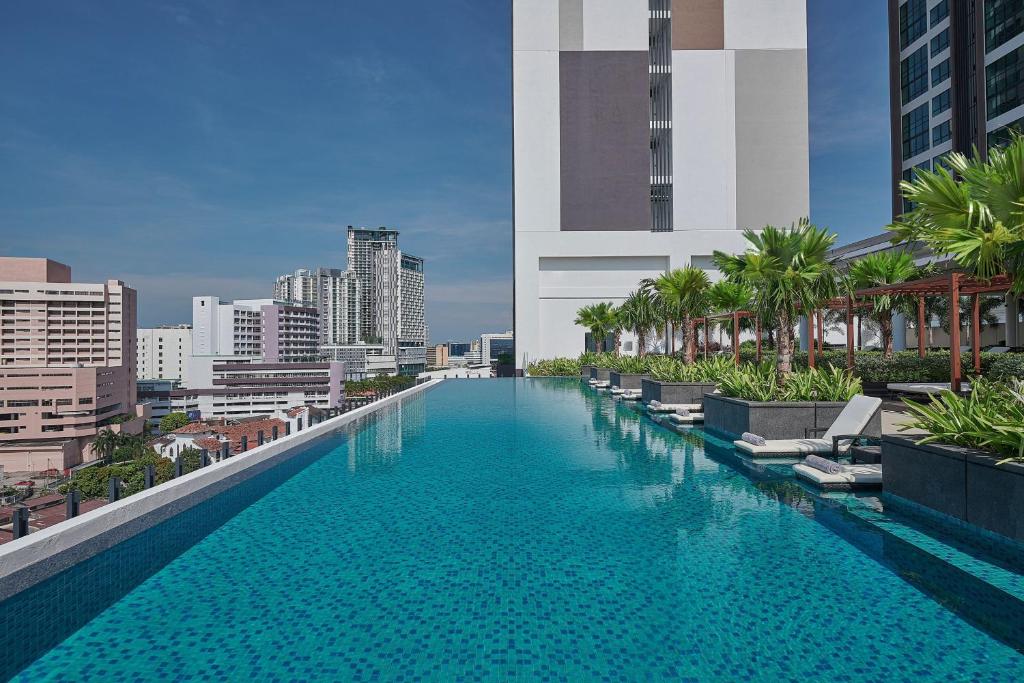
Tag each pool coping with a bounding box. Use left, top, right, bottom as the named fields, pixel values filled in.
left=0, top=379, right=441, bottom=602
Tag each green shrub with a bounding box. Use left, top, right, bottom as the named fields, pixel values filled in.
left=607, top=355, right=651, bottom=374
left=901, top=378, right=1024, bottom=463
left=346, top=376, right=415, bottom=394
left=159, top=412, right=190, bottom=433
left=718, top=364, right=861, bottom=402
left=647, top=355, right=734, bottom=382
left=528, top=358, right=582, bottom=376
left=988, top=354, right=1024, bottom=382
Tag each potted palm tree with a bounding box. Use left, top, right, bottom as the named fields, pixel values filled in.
left=647, top=266, right=710, bottom=362
left=847, top=251, right=927, bottom=359
left=575, top=303, right=619, bottom=382
left=704, top=221, right=854, bottom=439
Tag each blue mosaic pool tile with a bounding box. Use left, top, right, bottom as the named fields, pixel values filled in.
left=4, top=379, right=1024, bottom=681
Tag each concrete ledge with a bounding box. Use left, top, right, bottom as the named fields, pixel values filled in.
left=0, top=379, right=440, bottom=602
left=640, top=379, right=716, bottom=406
left=608, top=372, right=649, bottom=391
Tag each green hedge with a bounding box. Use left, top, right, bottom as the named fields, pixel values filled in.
left=740, top=349, right=1013, bottom=383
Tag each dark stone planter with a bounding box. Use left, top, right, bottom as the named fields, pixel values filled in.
left=883, top=435, right=1024, bottom=543
left=581, top=365, right=596, bottom=380
left=640, top=379, right=717, bottom=406
left=703, top=394, right=881, bottom=441
left=496, top=364, right=517, bottom=378
left=609, top=372, right=650, bottom=391
left=861, top=381, right=889, bottom=397
left=591, top=367, right=612, bottom=382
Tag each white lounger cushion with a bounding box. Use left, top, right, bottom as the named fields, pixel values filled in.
left=668, top=412, right=704, bottom=424
left=735, top=438, right=832, bottom=455
left=793, top=463, right=882, bottom=486
left=646, top=403, right=701, bottom=413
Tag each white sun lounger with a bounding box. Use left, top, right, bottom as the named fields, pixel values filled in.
left=793, top=462, right=882, bottom=489
left=733, top=395, right=882, bottom=457
left=886, top=382, right=971, bottom=396
left=610, top=387, right=625, bottom=394
left=988, top=346, right=1011, bottom=354
left=593, top=381, right=610, bottom=389
left=646, top=402, right=701, bottom=413
left=668, top=412, right=704, bottom=424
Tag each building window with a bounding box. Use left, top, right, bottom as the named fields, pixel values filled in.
left=902, top=103, right=931, bottom=160
left=901, top=45, right=930, bottom=104
left=931, top=58, right=950, bottom=87
left=933, top=154, right=951, bottom=172
left=901, top=0, right=928, bottom=48
left=988, top=116, right=1024, bottom=148
left=930, top=28, right=949, bottom=56
left=932, top=88, right=951, bottom=115
left=988, top=45, right=1024, bottom=119
left=986, top=0, right=1024, bottom=53
left=933, top=120, right=952, bottom=145
left=930, top=0, right=949, bottom=27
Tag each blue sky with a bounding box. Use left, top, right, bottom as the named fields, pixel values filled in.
left=0, top=1, right=891, bottom=341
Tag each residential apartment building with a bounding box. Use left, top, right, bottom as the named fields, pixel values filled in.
left=889, top=0, right=1024, bottom=215
left=373, top=250, right=427, bottom=371
left=347, top=227, right=400, bottom=343
left=0, top=258, right=145, bottom=471
left=170, top=361, right=344, bottom=420
left=192, top=297, right=319, bottom=363
left=512, top=0, right=809, bottom=366
left=137, top=325, right=191, bottom=381
left=273, top=267, right=361, bottom=345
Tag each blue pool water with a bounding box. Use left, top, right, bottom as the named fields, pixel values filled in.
left=8, top=379, right=1024, bottom=680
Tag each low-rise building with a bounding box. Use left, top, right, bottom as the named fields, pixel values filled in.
left=137, top=379, right=176, bottom=427
left=192, top=297, right=319, bottom=363
left=170, top=361, right=344, bottom=420
left=426, top=344, right=449, bottom=369
left=320, top=343, right=393, bottom=380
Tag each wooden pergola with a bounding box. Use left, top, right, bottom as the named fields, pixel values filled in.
left=694, top=311, right=761, bottom=365
left=853, top=272, right=1013, bottom=392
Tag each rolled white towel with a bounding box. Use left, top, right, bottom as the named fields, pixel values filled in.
left=674, top=407, right=691, bottom=417
left=741, top=432, right=766, bottom=447
left=803, top=454, right=842, bottom=475
left=650, top=400, right=662, bottom=408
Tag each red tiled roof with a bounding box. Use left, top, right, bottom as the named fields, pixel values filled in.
left=173, top=422, right=213, bottom=434
left=193, top=437, right=223, bottom=452
left=209, top=418, right=287, bottom=454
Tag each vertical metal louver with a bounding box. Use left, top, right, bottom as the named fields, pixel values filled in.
left=649, top=0, right=673, bottom=231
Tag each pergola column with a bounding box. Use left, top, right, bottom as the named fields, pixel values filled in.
left=733, top=312, right=740, bottom=366
left=808, top=310, right=816, bottom=369
left=972, top=293, right=982, bottom=375
left=816, top=311, right=824, bottom=353
left=846, top=296, right=855, bottom=371
left=755, top=319, right=762, bottom=364
left=950, top=273, right=962, bottom=393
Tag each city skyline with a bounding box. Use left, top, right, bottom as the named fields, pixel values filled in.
left=1, top=2, right=891, bottom=340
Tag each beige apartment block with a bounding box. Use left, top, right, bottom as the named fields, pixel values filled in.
left=0, top=258, right=145, bottom=472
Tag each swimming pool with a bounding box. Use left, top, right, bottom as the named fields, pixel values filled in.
left=6, top=379, right=1024, bottom=680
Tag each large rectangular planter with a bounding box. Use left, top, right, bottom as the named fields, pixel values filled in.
left=609, top=372, right=650, bottom=391
left=590, top=367, right=612, bottom=382
left=640, top=379, right=717, bottom=406
left=883, top=435, right=1024, bottom=543
left=702, top=394, right=881, bottom=441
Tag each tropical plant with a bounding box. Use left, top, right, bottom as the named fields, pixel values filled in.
left=900, top=378, right=1024, bottom=463
left=847, top=251, right=927, bottom=358
left=92, top=428, right=120, bottom=464
left=159, top=412, right=190, bottom=433
left=650, top=266, right=711, bottom=363
left=891, top=134, right=1024, bottom=293
left=574, top=302, right=619, bottom=354
left=527, top=358, right=583, bottom=376
left=707, top=280, right=754, bottom=350
left=617, top=289, right=661, bottom=357
left=608, top=355, right=651, bottom=374
left=930, top=294, right=1002, bottom=336
left=718, top=362, right=778, bottom=402
left=714, top=219, right=839, bottom=375
left=717, top=364, right=861, bottom=402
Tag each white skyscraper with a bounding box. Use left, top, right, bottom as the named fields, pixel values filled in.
left=512, top=0, right=809, bottom=367
left=137, top=325, right=192, bottom=381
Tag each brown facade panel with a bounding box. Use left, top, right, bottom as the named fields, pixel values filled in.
left=559, top=51, right=651, bottom=231
left=672, top=0, right=724, bottom=50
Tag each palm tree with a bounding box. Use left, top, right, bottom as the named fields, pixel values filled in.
left=891, top=134, right=1024, bottom=290
left=714, top=219, right=838, bottom=374
left=92, top=428, right=120, bottom=464
left=653, top=266, right=711, bottom=363
left=708, top=280, right=754, bottom=351
left=574, top=302, right=619, bottom=353
left=618, top=289, right=660, bottom=356
left=847, top=251, right=925, bottom=358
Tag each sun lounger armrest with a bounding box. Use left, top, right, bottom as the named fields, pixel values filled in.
left=830, top=434, right=881, bottom=458
left=804, top=426, right=828, bottom=438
